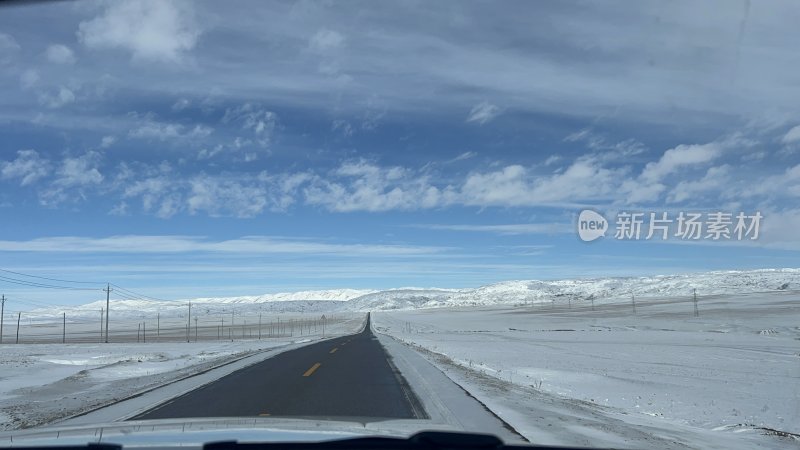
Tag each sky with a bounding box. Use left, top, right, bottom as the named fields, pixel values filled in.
left=1, top=0, right=799, bottom=307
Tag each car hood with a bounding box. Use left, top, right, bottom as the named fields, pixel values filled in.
left=0, top=417, right=459, bottom=448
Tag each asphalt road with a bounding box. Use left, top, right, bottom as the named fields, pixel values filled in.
left=131, top=314, right=425, bottom=420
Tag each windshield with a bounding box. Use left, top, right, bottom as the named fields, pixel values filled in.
left=0, top=1, right=798, bottom=449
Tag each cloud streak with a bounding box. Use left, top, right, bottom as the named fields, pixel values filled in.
left=0, top=235, right=449, bottom=256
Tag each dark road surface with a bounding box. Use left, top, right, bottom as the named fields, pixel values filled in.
left=131, top=314, right=425, bottom=420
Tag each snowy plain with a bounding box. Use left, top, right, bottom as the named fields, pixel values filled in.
left=0, top=314, right=364, bottom=430
left=2, top=268, right=799, bottom=448
left=21, top=268, right=800, bottom=321
left=373, top=292, right=800, bottom=449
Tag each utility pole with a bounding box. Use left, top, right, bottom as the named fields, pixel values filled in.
left=100, top=308, right=104, bottom=343
left=631, top=293, right=637, bottom=314
left=186, top=302, right=191, bottom=343
left=258, top=313, right=262, bottom=340
left=15, top=312, right=21, bottom=344
left=143, top=322, right=146, bottom=343
left=157, top=313, right=160, bottom=340
left=62, top=312, right=66, bottom=344
left=0, top=294, right=5, bottom=344
left=194, top=317, right=198, bottom=342
left=137, top=323, right=141, bottom=342
left=693, top=289, right=699, bottom=317
left=104, top=284, right=111, bottom=343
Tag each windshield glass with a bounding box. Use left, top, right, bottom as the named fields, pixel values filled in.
left=0, top=1, right=798, bottom=449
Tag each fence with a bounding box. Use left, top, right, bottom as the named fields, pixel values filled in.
left=0, top=311, right=350, bottom=345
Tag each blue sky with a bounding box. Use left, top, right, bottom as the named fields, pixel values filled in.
left=1, top=0, right=799, bottom=306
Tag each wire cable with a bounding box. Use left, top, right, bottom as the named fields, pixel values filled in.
left=0, top=268, right=104, bottom=285
left=0, top=275, right=102, bottom=291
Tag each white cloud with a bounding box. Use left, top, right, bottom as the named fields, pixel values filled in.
left=38, top=151, right=104, bottom=206
left=19, top=69, right=39, bottom=90
left=45, top=44, right=76, bottom=64
left=448, top=151, right=477, bottom=163
left=172, top=98, right=191, bottom=111
left=757, top=208, right=800, bottom=251
left=187, top=176, right=269, bottom=218
left=123, top=176, right=177, bottom=217
left=77, top=0, right=200, bottom=63
left=0, top=32, right=20, bottom=65
left=331, top=119, right=354, bottom=137
left=56, top=151, right=104, bottom=187
left=667, top=165, right=731, bottom=203
left=781, top=125, right=800, bottom=144
left=0, top=150, right=51, bottom=186
left=0, top=235, right=445, bottom=256
left=222, top=103, right=277, bottom=150
left=460, top=157, right=622, bottom=207
left=129, top=120, right=212, bottom=141
left=39, top=86, right=76, bottom=109
left=565, top=129, right=646, bottom=161
left=543, top=155, right=562, bottom=166
left=109, top=201, right=129, bottom=216
left=617, top=138, right=739, bottom=204
left=304, top=161, right=450, bottom=212
left=466, top=101, right=501, bottom=125
left=100, top=135, right=116, bottom=148
left=309, top=29, right=345, bottom=52
left=640, top=142, right=722, bottom=183
left=410, top=223, right=570, bottom=235
left=746, top=164, right=800, bottom=199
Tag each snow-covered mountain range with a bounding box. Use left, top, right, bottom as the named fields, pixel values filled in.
left=26, top=268, right=800, bottom=320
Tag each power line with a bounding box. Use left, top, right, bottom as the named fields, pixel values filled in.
left=0, top=275, right=102, bottom=291
left=110, top=283, right=171, bottom=302
left=0, top=268, right=104, bottom=285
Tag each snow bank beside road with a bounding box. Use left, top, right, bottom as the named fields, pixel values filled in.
left=0, top=314, right=365, bottom=430
left=373, top=293, right=799, bottom=449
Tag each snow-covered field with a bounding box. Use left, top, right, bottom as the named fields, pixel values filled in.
left=373, top=292, right=800, bottom=449
left=0, top=313, right=365, bottom=430
left=20, top=269, right=800, bottom=322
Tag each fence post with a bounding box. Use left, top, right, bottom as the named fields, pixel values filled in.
left=16, top=312, right=21, bottom=344
left=1, top=294, right=5, bottom=344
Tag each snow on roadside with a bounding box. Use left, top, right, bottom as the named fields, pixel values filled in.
left=373, top=293, right=800, bottom=449
left=0, top=314, right=365, bottom=430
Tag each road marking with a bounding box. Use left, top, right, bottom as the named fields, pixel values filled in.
left=330, top=348, right=338, bottom=354
left=259, top=413, right=270, bottom=416
left=303, top=362, right=321, bottom=377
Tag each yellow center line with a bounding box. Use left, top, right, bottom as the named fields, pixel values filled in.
left=259, top=413, right=270, bottom=416
left=303, top=362, right=321, bottom=377
left=330, top=348, right=338, bottom=353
